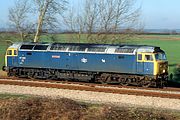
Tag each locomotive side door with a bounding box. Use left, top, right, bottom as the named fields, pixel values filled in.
left=136, top=53, right=144, bottom=74
left=137, top=53, right=154, bottom=75
left=66, top=52, right=79, bottom=70
left=143, top=54, right=154, bottom=75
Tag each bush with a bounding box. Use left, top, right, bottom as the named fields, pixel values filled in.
left=173, top=64, right=180, bottom=81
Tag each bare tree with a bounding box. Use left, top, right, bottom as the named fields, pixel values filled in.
left=63, top=7, right=85, bottom=42
left=33, top=0, right=68, bottom=42
left=83, top=0, right=99, bottom=39
left=64, top=0, right=99, bottom=42
left=9, top=0, right=34, bottom=41
left=9, top=0, right=68, bottom=42
left=64, top=0, right=140, bottom=43
left=91, top=0, right=140, bottom=43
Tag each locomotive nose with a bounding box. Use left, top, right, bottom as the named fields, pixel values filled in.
left=158, top=61, right=168, bottom=74
left=154, top=61, right=168, bottom=76
left=157, top=61, right=168, bottom=75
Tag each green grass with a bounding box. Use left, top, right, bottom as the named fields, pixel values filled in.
left=0, top=42, right=9, bottom=68
left=0, top=93, right=30, bottom=99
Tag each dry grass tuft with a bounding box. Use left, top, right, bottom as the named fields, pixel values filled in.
left=0, top=96, right=178, bottom=120
left=0, top=70, right=7, bottom=77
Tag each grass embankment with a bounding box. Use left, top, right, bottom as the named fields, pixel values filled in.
left=0, top=93, right=179, bottom=120
left=0, top=70, right=7, bottom=77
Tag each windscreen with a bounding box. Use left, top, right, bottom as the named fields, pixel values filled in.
left=155, top=52, right=167, bottom=60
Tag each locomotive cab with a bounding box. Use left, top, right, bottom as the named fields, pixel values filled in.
left=136, top=46, right=168, bottom=83
left=3, top=43, right=20, bottom=72
left=5, top=48, right=18, bottom=66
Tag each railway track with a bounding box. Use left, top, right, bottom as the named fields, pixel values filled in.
left=0, top=77, right=180, bottom=99
left=1, top=76, right=179, bottom=92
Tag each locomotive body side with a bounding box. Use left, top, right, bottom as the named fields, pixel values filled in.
left=3, top=42, right=168, bottom=87
left=17, top=52, right=137, bottom=74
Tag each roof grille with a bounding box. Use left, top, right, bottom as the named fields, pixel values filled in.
left=115, top=48, right=135, bottom=53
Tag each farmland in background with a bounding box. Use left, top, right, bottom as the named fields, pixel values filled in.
left=0, top=33, right=180, bottom=82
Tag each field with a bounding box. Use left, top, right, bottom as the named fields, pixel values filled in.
left=0, top=33, right=180, bottom=80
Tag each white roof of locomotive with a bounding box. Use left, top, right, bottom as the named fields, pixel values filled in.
left=136, top=46, right=156, bottom=53
left=8, top=42, right=22, bottom=49
left=8, top=42, right=160, bottom=54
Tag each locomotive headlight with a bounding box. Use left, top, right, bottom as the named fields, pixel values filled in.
left=163, top=69, right=166, bottom=73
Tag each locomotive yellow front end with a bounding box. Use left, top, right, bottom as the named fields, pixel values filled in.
left=154, top=52, right=168, bottom=84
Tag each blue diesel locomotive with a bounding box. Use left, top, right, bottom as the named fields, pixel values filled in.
left=2, top=42, right=168, bottom=87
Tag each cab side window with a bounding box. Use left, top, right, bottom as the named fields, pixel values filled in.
left=145, top=55, right=153, bottom=61
left=138, top=54, right=142, bottom=61
left=7, top=50, right=12, bottom=55
left=6, top=49, right=18, bottom=56
left=14, top=50, right=17, bottom=55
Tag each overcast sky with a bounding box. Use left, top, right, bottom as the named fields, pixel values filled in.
left=0, top=0, right=180, bottom=29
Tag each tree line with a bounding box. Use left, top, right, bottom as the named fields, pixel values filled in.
left=8, top=0, right=140, bottom=43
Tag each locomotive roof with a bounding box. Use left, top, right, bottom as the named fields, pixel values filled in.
left=9, top=42, right=163, bottom=54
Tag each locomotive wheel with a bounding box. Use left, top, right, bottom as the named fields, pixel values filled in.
left=156, top=80, right=164, bottom=88
left=7, top=72, right=13, bottom=77
left=99, top=76, right=109, bottom=84
left=97, top=76, right=106, bottom=84
left=119, top=78, right=129, bottom=86
left=97, top=74, right=111, bottom=84
left=141, top=80, right=151, bottom=87
left=120, top=82, right=128, bottom=86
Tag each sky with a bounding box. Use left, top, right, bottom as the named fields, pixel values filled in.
left=0, top=0, right=14, bottom=28
left=140, top=0, right=180, bottom=29
left=0, top=0, right=180, bottom=29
